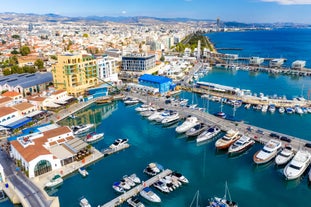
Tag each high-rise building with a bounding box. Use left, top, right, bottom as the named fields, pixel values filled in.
left=52, top=54, right=99, bottom=97
left=121, top=54, right=156, bottom=72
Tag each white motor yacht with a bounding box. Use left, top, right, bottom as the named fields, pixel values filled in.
left=153, top=181, right=170, bottom=193
left=275, top=145, right=295, bottom=165
left=161, top=112, right=180, bottom=126
left=127, top=197, right=145, bottom=207
left=109, top=138, right=129, bottom=149
left=228, top=135, right=255, bottom=155
left=128, top=173, right=141, bottom=184
left=112, top=182, right=125, bottom=193
left=175, top=116, right=200, bottom=133
left=140, top=187, right=161, bottom=203
left=85, top=132, right=104, bottom=143
left=78, top=167, right=89, bottom=177
left=80, top=197, right=91, bottom=207
left=171, top=171, right=189, bottom=184
left=196, top=126, right=221, bottom=143
left=284, top=150, right=311, bottom=180
left=253, top=139, right=282, bottom=164
left=72, top=124, right=94, bottom=135
left=147, top=108, right=165, bottom=121
left=45, top=174, right=63, bottom=189
left=186, top=123, right=208, bottom=137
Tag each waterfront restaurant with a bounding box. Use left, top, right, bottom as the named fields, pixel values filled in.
left=10, top=125, right=89, bottom=178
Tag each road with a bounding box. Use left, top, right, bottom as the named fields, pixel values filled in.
left=0, top=149, right=51, bottom=207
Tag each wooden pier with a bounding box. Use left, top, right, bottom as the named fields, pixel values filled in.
left=101, top=169, right=172, bottom=207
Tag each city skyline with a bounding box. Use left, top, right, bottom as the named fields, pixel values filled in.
left=0, top=0, right=311, bottom=24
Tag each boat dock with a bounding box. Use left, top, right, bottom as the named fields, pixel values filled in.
left=101, top=169, right=172, bottom=207
left=128, top=93, right=311, bottom=153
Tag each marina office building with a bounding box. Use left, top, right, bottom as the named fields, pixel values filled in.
left=52, top=54, right=99, bottom=97
left=121, top=54, right=156, bottom=72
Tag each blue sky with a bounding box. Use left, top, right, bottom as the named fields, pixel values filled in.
left=1, top=0, right=311, bottom=23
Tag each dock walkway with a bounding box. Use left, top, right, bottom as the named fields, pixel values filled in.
left=129, top=93, right=310, bottom=153
left=101, top=169, right=172, bottom=207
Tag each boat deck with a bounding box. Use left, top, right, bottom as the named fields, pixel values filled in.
left=102, top=143, right=130, bottom=156
left=101, top=169, right=172, bottom=207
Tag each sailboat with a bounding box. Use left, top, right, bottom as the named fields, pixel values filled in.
left=207, top=182, right=238, bottom=207
left=85, top=112, right=104, bottom=143
left=189, top=190, right=200, bottom=207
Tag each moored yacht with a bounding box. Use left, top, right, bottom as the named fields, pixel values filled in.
left=128, top=173, right=141, bottom=184
left=186, top=122, right=208, bottom=137
left=140, top=187, right=161, bottom=203
left=112, top=182, right=125, bottom=193
left=175, top=116, right=200, bottom=133
left=196, top=126, right=221, bottom=143
left=79, top=197, right=91, bottom=207
left=279, top=107, right=285, bottom=114
left=171, top=171, right=189, bottom=184
left=45, top=174, right=63, bottom=189
left=85, top=132, right=104, bottom=143
left=215, top=129, right=241, bottom=150
left=78, top=167, right=89, bottom=177
left=275, top=145, right=295, bottom=165
left=284, top=150, right=311, bottom=180
left=127, top=196, right=145, bottom=207
left=228, top=135, right=255, bottom=155
left=153, top=181, right=170, bottom=193
left=161, top=111, right=180, bottom=126
left=109, top=138, right=129, bottom=149
left=72, top=124, right=94, bottom=135
left=253, top=139, right=282, bottom=164
left=147, top=108, right=165, bottom=121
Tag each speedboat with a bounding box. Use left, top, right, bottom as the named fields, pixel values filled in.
left=135, top=104, right=151, bottom=112
left=140, top=187, right=161, bottom=203
left=196, top=126, right=221, bottom=143
left=284, top=150, right=311, bottom=180
left=261, top=105, right=268, bottom=112
left=153, top=181, right=170, bottom=193
left=186, top=123, right=208, bottom=137
left=112, top=182, right=125, bottom=193
left=119, top=179, right=131, bottom=190
left=275, top=145, right=295, bottom=165
left=253, top=139, right=282, bottom=164
left=214, top=111, right=227, bottom=119
left=286, top=107, right=294, bottom=114
left=171, top=171, right=189, bottom=184
left=72, top=124, right=94, bottom=135
left=279, top=107, right=285, bottom=114
left=80, top=197, right=91, bottom=207
left=78, top=167, right=89, bottom=177
left=215, top=129, right=241, bottom=150
left=161, top=111, right=180, bottom=126
left=109, top=138, right=129, bottom=149
left=85, top=132, right=104, bottom=143
left=45, top=174, right=63, bottom=189
left=269, top=104, right=276, bottom=113
left=127, top=196, right=145, bottom=207
left=228, top=135, right=255, bottom=156
left=140, top=108, right=155, bottom=117
left=143, top=163, right=164, bottom=176
left=124, top=98, right=140, bottom=105
left=122, top=175, right=136, bottom=187
left=128, top=173, right=141, bottom=184
left=175, top=116, right=200, bottom=133
left=155, top=110, right=175, bottom=123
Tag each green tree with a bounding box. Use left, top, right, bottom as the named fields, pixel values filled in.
left=34, top=59, right=44, bottom=69
left=20, top=45, right=31, bottom=56
left=1, top=40, right=6, bottom=44
left=160, top=55, right=165, bottom=62
left=23, top=65, right=37, bottom=73
left=12, top=34, right=20, bottom=39
left=9, top=55, right=19, bottom=65
left=11, top=49, right=19, bottom=55
left=3, top=68, right=11, bottom=76
left=82, top=33, right=89, bottom=38
left=50, top=55, right=57, bottom=60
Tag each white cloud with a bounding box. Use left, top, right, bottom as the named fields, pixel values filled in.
left=261, top=0, right=311, bottom=5
left=121, top=10, right=127, bottom=14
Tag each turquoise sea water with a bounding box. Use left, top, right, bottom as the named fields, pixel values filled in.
left=3, top=29, right=311, bottom=207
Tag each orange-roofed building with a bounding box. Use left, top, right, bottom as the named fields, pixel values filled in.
left=11, top=102, right=37, bottom=116
left=0, top=106, right=19, bottom=125
left=0, top=96, right=13, bottom=107
left=2, top=91, right=23, bottom=101
left=10, top=125, right=76, bottom=178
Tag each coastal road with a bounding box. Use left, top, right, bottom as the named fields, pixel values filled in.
left=0, top=149, right=51, bottom=207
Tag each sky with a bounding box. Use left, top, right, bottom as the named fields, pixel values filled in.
left=0, top=0, right=311, bottom=24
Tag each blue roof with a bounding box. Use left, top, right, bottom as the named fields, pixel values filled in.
left=2, top=117, right=32, bottom=130
left=139, top=74, right=172, bottom=84
left=0, top=72, right=53, bottom=88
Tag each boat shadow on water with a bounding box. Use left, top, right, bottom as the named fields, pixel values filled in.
left=252, top=159, right=275, bottom=172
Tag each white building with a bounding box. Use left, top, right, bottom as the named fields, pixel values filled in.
left=249, top=57, right=264, bottom=66
left=10, top=125, right=87, bottom=178
left=269, top=59, right=284, bottom=68
left=96, top=55, right=119, bottom=82
left=291, top=60, right=306, bottom=70
left=184, top=48, right=191, bottom=57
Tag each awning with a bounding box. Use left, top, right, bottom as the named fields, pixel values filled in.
left=54, top=100, right=67, bottom=105
left=1, top=117, right=33, bottom=130
left=26, top=110, right=44, bottom=118
left=44, top=102, right=61, bottom=108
